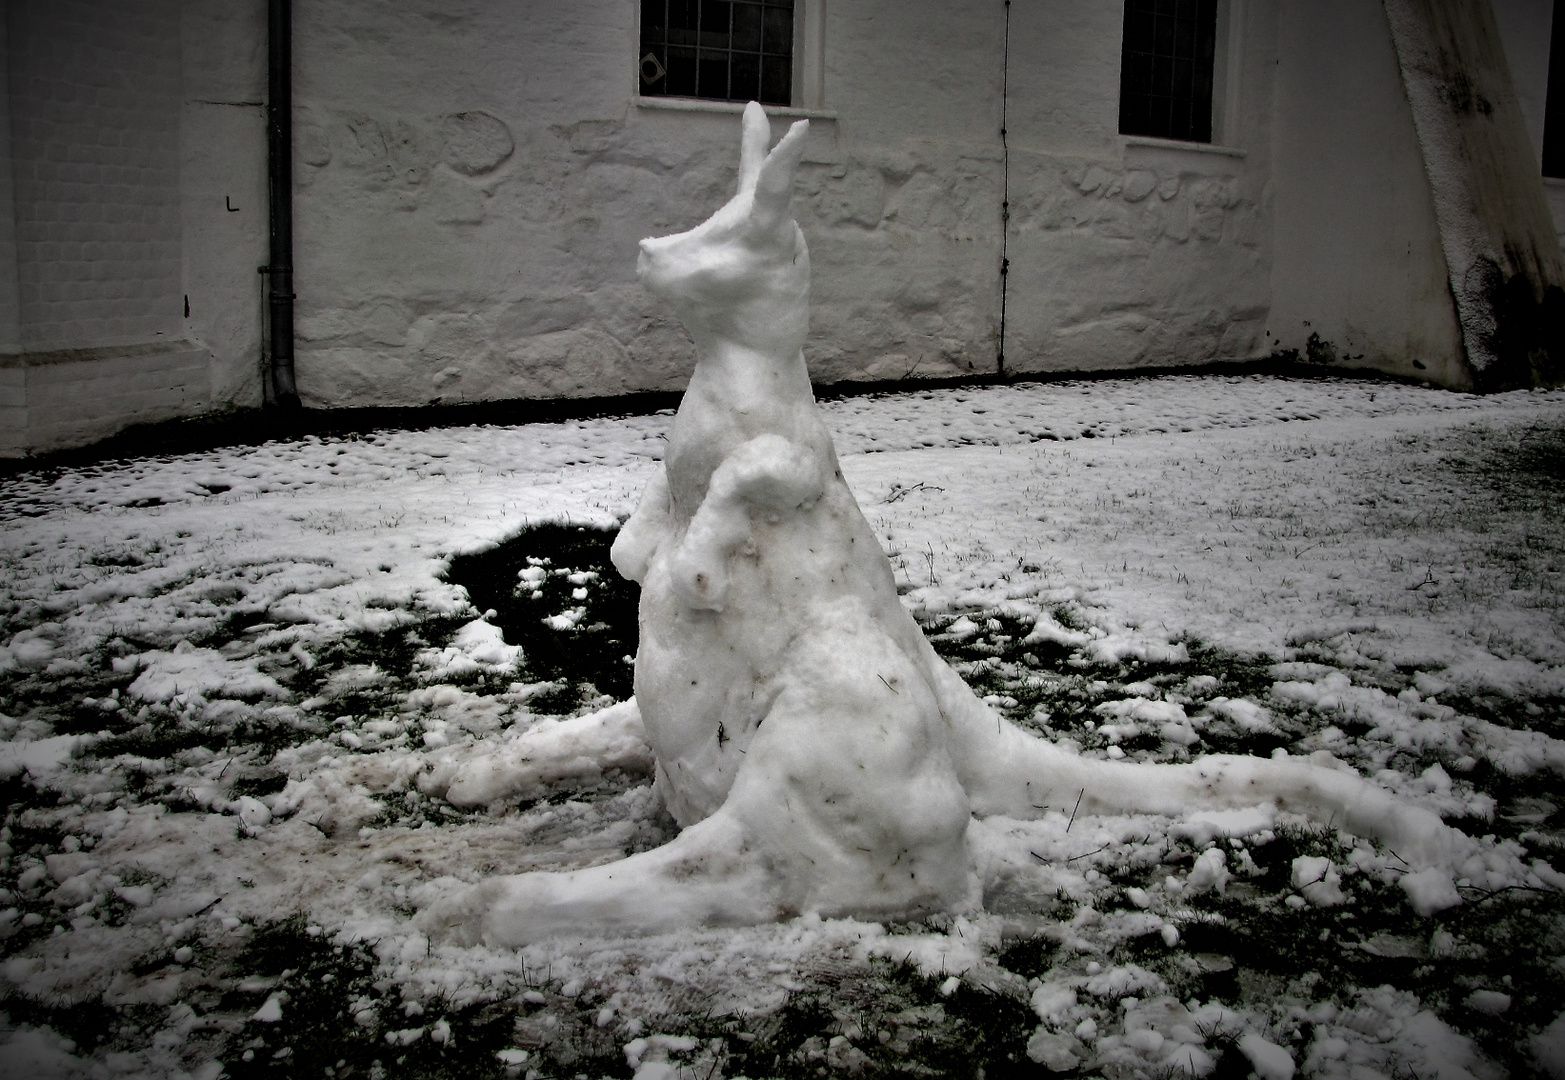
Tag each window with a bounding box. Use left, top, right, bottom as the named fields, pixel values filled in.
left=639, top=0, right=796, bottom=106
left=1544, top=0, right=1565, bottom=177
left=1118, top=0, right=1219, bottom=144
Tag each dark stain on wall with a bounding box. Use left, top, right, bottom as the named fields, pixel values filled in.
left=1468, top=254, right=1565, bottom=392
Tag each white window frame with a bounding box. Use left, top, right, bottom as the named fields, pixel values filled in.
left=1210, top=0, right=1245, bottom=147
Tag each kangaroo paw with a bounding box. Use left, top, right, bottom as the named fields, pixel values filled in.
left=667, top=434, right=825, bottom=613
left=418, top=699, right=651, bottom=810
left=611, top=471, right=671, bottom=585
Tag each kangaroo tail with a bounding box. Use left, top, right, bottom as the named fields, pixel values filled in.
left=932, top=661, right=1461, bottom=870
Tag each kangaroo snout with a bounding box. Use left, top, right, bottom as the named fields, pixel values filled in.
left=635, top=237, right=664, bottom=291
left=635, top=237, right=674, bottom=298
left=635, top=236, right=657, bottom=270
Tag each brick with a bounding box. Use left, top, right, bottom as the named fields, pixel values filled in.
left=4, top=344, right=206, bottom=453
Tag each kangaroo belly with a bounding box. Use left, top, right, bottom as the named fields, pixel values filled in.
left=634, top=554, right=782, bottom=826
left=722, top=596, right=976, bottom=916
left=634, top=476, right=939, bottom=827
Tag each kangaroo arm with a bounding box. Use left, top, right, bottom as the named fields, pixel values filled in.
left=671, top=434, right=825, bottom=611
left=611, top=469, right=672, bottom=585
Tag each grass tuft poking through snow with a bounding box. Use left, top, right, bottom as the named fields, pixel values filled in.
left=0, top=376, right=1562, bottom=1077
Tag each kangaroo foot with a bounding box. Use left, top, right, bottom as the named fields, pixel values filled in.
left=418, top=813, right=777, bottom=947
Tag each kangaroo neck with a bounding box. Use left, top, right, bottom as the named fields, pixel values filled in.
left=685, top=338, right=813, bottom=416
left=667, top=338, right=824, bottom=515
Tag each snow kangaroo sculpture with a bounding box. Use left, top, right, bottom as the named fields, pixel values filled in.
left=421, top=104, right=1460, bottom=946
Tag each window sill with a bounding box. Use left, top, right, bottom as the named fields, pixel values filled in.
left=1543, top=175, right=1565, bottom=187
left=1123, top=135, right=1247, bottom=159
left=634, top=96, right=837, bottom=120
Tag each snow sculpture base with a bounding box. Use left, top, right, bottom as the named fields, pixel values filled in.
left=421, top=104, right=1463, bottom=947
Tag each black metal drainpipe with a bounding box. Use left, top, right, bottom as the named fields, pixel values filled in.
left=997, top=0, right=1011, bottom=377
left=264, top=0, right=299, bottom=407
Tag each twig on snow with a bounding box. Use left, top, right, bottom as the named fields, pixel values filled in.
left=1067, top=845, right=1109, bottom=863
left=1459, top=883, right=1552, bottom=903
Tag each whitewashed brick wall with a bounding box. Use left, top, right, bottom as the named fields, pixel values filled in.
left=8, top=0, right=183, bottom=352
left=8, top=344, right=211, bottom=453
left=0, top=11, right=21, bottom=355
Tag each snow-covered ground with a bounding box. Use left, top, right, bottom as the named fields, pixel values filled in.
left=1, top=374, right=1563, bottom=1079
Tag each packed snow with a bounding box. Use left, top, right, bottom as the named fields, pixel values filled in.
left=416, top=103, right=1455, bottom=952
left=427, top=104, right=1511, bottom=958
left=0, top=373, right=1562, bottom=1077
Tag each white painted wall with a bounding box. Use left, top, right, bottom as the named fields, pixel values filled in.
left=1267, top=0, right=1465, bottom=385
left=0, top=0, right=267, bottom=455
left=1492, top=0, right=1565, bottom=255
left=290, top=0, right=1009, bottom=407
left=803, top=0, right=1005, bottom=382
left=1493, top=0, right=1554, bottom=164
left=1547, top=176, right=1565, bottom=256
left=179, top=0, right=269, bottom=411
left=0, top=10, right=20, bottom=357
left=0, top=10, right=18, bottom=453
left=290, top=0, right=1507, bottom=406
left=1003, top=0, right=1275, bottom=374
left=7, top=0, right=186, bottom=351
left=8, top=0, right=1558, bottom=452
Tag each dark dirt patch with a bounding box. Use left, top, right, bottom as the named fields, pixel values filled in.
left=220, top=917, right=526, bottom=1080
left=445, top=523, right=640, bottom=703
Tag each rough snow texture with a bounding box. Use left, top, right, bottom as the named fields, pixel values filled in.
left=3, top=317, right=1565, bottom=1071
left=1537, top=1011, right=1565, bottom=1079
left=0, top=374, right=1561, bottom=1074
left=421, top=106, right=1485, bottom=949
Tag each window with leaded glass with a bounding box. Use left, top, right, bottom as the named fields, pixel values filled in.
left=1118, top=0, right=1219, bottom=144
left=639, top=0, right=795, bottom=106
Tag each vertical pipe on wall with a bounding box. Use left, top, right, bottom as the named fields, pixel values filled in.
left=265, top=0, right=298, bottom=407
left=997, top=0, right=1011, bottom=376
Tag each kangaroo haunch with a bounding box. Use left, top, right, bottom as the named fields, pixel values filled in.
left=420, top=104, right=1466, bottom=947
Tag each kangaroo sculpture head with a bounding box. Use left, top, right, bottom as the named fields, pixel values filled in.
left=637, top=103, right=811, bottom=357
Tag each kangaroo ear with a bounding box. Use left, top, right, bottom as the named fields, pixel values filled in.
left=738, top=101, right=772, bottom=192
left=750, top=118, right=809, bottom=230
